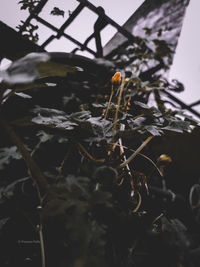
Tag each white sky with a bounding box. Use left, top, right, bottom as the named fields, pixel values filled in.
left=0, top=0, right=199, bottom=112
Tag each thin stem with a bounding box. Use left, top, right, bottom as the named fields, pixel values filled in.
left=133, top=191, right=142, bottom=213
left=113, top=75, right=125, bottom=132
left=118, top=136, right=154, bottom=169
left=152, top=213, right=164, bottom=224
left=39, top=223, right=46, bottom=267
left=57, top=145, right=72, bottom=176
left=0, top=83, right=7, bottom=104
left=104, top=84, right=114, bottom=119
left=78, top=143, right=105, bottom=163
left=110, top=142, right=162, bottom=177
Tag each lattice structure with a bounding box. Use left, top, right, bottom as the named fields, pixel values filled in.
left=1, top=0, right=200, bottom=118
left=18, top=0, right=148, bottom=58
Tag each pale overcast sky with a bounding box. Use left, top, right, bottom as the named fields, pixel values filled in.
left=0, top=0, right=200, bottom=112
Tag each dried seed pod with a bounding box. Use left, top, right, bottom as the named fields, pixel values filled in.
left=157, top=154, right=172, bottom=164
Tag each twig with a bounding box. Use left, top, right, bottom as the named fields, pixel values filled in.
left=57, top=145, right=72, bottom=173
left=38, top=223, right=46, bottom=267
left=0, top=83, right=7, bottom=104
left=0, top=118, right=49, bottom=190
left=78, top=143, right=105, bottom=163
left=110, top=142, right=163, bottom=177
left=118, top=136, right=154, bottom=169
left=152, top=213, right=164, bottom=224
left=133, top=190, right=142, bottom=213
left=116, top=124, right=133, bottom=187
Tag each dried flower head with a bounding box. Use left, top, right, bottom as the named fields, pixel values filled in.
left=112, top=72, right=121, bottom=84
left=157, top=154, right=172, bottom=163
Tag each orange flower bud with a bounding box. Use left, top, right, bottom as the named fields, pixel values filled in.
left=112, top=72, right=121, bottom=84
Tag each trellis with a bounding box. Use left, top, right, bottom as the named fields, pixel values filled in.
left=1, top=0, right=200, bottom=118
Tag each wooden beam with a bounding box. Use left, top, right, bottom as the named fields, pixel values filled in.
left=0, top=21, right=44, bottom=61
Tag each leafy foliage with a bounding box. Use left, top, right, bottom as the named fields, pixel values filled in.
left=18, top=0, right=40, bottom=13
left=16, top=20, right=39, bottom=43
left=50, top=7, right=65, bottom=17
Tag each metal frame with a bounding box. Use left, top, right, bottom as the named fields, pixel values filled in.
left=3, top=0, right=200, bottom=118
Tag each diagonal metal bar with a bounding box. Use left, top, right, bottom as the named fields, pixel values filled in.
left=35, top=15, right=97, bottom=56
left=76, top=0, right=138, bottom=44
left=41, top=35, right=55, bottom=48
left=164, top=91, right=200, bottom=119
left=189, top=100, right=200, bottom=108
left=57, top=3, right=85, bottom=38
left=76, top=0, right=163, bottom=64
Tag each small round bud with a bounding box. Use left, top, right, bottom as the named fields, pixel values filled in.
left=157, top=154, right=172, bottom=164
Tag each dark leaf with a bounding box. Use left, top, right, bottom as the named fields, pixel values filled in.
left=32, top=106, right=77, bottom=130
left=134, top=101, right=151, bottom=110
left=1, top=177, right=30, bottom=199
left=144, top=125, right=163, bottom=136
left=86, top=117, right=112, bottom=139
left=36, top=130, right=53, bottom=143
left=162, top=119, right=191, bottom=133
left=64, top=175, right=90, bottom=195
left=50, top=7, right=65, bottom=17
left=0, top=147, right=22, bottom=170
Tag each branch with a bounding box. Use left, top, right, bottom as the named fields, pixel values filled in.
left=0, top=118, right=49, bottom=191
left=118, top=136, right=154, bottom=169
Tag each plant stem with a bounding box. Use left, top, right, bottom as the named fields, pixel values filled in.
left=118, top=136, right=154, bottom=169
left=104, top=84, right=114, bottom=119
left=0, top=118, right=49, bottom=191
left=39, top=223, right=46, bottom=267
left=110, top=142, right=162, bottom=177
left=0, top=83, right=7, bottom=104
left=133, top=191, right=142, bottom=213
left=78, top=143, right=105, bottom=163
left=113, top=75, right=125, bottom=132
